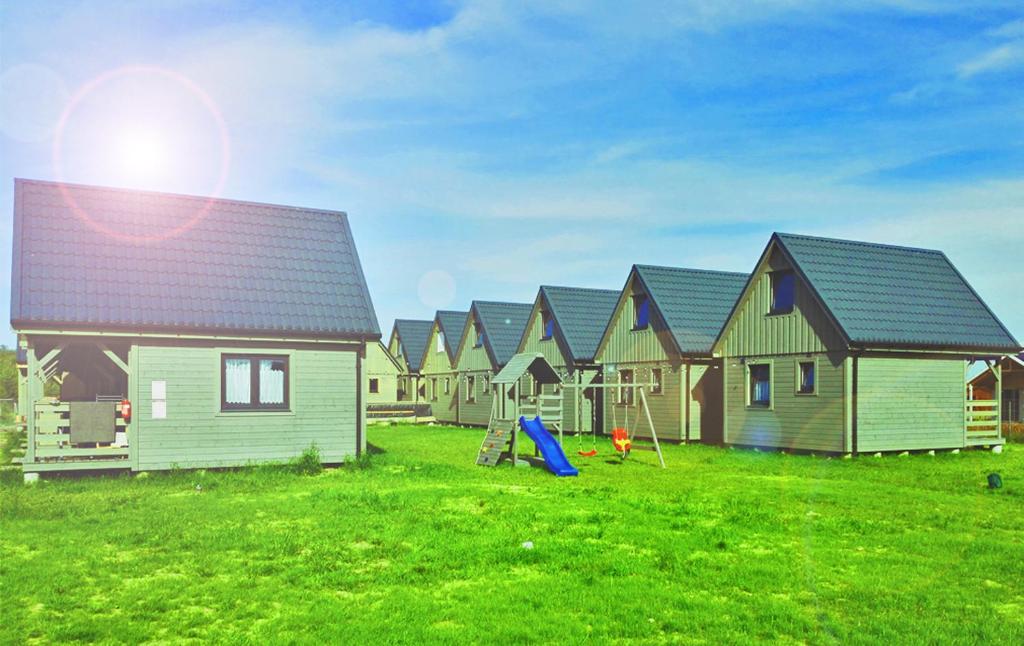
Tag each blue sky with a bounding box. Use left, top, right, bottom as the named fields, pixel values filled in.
left=1, top=0, right=1022, bottom=346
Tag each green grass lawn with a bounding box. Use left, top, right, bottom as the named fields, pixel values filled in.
left=2, top=425, right=1022, bottom=644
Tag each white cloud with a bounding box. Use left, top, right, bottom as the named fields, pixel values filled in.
left=956, top=42, right=1024, bottom=78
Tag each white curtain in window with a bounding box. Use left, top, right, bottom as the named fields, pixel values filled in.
left=225, top=359, right=251, bottom=404
left=437, top=332, right=445, bottom=352
left=754, top=379, right=770, bottom=403
left=260, top=359, right=285, bottom=404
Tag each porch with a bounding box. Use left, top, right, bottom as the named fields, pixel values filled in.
left=21, top=337, right=133, bottom=474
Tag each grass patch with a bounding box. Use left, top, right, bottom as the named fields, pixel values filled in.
left=2, top=424, right=1023, bottom=643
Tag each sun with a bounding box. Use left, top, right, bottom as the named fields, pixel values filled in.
left=114, top=127, right=167, bottom=177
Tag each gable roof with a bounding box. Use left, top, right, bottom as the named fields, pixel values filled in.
left=629, top=265, right=749, bottom=355
left=436, top=310, right=469, bottom=362
left=537, top=286, right=619, bottom=363
left=770, top=232, right=1019, bottom=352
left=390, top=319, right=432, bottom=372
left=10, top=179, right=379, bottom=340
left=468, top=301, right=533, bottom=369
left=371, top=340, right=403, bottom=373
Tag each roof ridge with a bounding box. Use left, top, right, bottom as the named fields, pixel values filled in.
left=635, top=264, right=749, bottom=277
left=15, top=177, right=349, bottom=218
left=775, top=231, right=944, bottom=256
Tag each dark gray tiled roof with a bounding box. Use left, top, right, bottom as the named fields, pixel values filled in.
left=539, top=286, right=619, bottom=362
left=391, top=319, right=432, bottom=372
left=436, top=310, right=469, bottom=362
left=472, top=301, right=533, bottom=368
left=775, top=233, right=1020, bottom=351
left=10, top=179, right=379, bottom=339
left=635, top=265, right=749, bottom=355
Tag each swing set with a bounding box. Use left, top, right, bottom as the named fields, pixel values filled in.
left=477, top=353, right=665, bottom=469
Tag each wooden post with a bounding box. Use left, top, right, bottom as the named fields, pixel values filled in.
left=995, top=361, right=1003, bottom=439
left=637, top=387, right=666, bottom=468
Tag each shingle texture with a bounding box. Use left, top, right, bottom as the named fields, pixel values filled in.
left=392, top=319, right=432, bottom=372
left=436, top=310, right=469, bottom=361
left=776, top=233, right=1019, bottom=351
left=473, top=301, right=533, bottom=368
left=11, top=179, right=379, bottom=338
left=635, top=265, right=749, bottom=354
left=540, top=286, right=619, bottom=362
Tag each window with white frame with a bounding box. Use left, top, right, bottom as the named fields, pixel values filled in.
left=748, top=363, right=771, bottom=407
left=797, top=361, right=816, bottom=395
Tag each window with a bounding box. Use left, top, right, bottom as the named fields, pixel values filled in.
left=797, top=361, right=816, bottom=395
left=534, top=377, right=543, bottom=396
left=483, top=374, right=491, bottom=395
left=431, top=378, right=438, bottom=401
left=474, top=324, right=485, bottom=348
left=369, top=378, right=379, bottom=394
left=221, top=354, right=289, bottom=411
left=650, top=368, right=663, bottom=395
left=633, top=294, right=650, bottom=330
left=444, top=377, right=451, bottom=395
left=395, top=343, right=403, bottom=360
left=437, top=331, right=445, bottom=353
left=466, top=376, right=476, bottom=403
left=541, top=311, right=554, bottom=340
left=418, top=383, right=426, bottom=399
left=769, top=271, right=796, bottom=315
left=1003, top=389, right=1020, bottom=422
left=618, top=369, right=635, bottom=405
left=749, top=364, right=771, bottom=408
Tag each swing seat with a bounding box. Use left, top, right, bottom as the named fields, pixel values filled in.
left=611, top=428, right=632, bottom=454
left=577, top=449, right=598, bottom=457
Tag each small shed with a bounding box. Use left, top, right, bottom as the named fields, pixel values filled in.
left=713, top=232, right=1021, bottom=452
left=517, top=286, right=618, bottom=436
left=12, top=179, right=380, bottom=476
left=418, top=310, right=469, bottom=424
left=453, top=301, right=533, bottom=426
left=594, top=265, right=748, bottom=443
left=387, top=319, right=433, bottom=403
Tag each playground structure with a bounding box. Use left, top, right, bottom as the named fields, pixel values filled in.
left=477, top=353, right=665, bottom=472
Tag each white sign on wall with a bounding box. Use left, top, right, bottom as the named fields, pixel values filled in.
left=151, top=380, right=167, bottom=419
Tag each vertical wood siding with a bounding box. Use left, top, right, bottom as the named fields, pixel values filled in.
left=724, top=352, right=846, bottom=451
left=856, top=357, right=965, bottom=451
left=717, top=249, right=845, bottom=358
left=596, top=277, right=675, bottom=365
left=135, top=344, right=357, bottom=470
left=421, top=321, right=460, bottom=423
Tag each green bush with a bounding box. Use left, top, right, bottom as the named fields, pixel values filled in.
left=291, top=444, right=323, bottom=475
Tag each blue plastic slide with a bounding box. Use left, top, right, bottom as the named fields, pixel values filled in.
left=518, top=416, right=579, bottom=477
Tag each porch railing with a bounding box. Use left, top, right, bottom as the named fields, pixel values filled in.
left=965, top=399, right=1000, bottom=441
left=32, top=401, right=129, bottom=462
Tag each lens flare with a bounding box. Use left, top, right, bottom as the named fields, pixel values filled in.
left=52, top=65, right=231, bottom=243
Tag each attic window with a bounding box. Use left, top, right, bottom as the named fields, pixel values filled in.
left=437, top=331, right=445, bottom=353
left=769, top=271, right=796, bottom=315
left=541, top=311, right=554, bottom=340
left=474, top=324, right=485, bottom=348
left=633, top=294, right=650, bottom=330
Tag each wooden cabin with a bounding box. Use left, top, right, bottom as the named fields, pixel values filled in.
left=12, top=179, right=380, bottom=478
left=387, top=319, right=432, bottom=404
left=969, top=354, right=1024, bottom=423
left=516, top=286, right=619, bottom=435
left=418, top=310, right=468, bottom=424
left=594, top=266, right=748, bottom=442
left=365, top=341, right=403, bottom=405
left=713, top=232, right=1021, bottom=453
left=453, top=301, right=533, bottom=426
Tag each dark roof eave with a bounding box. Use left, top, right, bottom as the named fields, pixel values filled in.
left=13, top=320, right=380, bottom=343
left=849, top=341, right=1023, bottom=355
